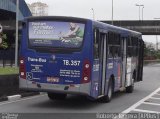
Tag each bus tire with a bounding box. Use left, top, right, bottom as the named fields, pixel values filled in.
left=126, top=79, right=134, bottom=93
left=126, top=85, right=134, bottom=93
left=47, top=93, right=67, bottom=100
left=101, top=79, right=113, bottom=103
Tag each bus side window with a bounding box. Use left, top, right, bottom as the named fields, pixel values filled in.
left=113, top=34, right=121, bottom=58
left=108, top=32, right=121, bottom=58
left=94, top=29, right=99, bottom=59
left=132, top=37, right=139, bottom=57
left=108, top=32, right=113, bottom=58
left=127, top=37, right=132, bottom=57
left=128, top=37, right=139, bottom=57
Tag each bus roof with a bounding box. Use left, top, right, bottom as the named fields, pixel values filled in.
left=25, top=16, right=88, bottom=23
left=92, top=20, right=142, bottom=38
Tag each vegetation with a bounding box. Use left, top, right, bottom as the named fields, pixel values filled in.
left=0, top=67, right=19, bottom=75
left=155, top=51, right=160, bottom=59
left=144, top=43, right=160, bottom=60
left=0, top=33, right=8, bottom=49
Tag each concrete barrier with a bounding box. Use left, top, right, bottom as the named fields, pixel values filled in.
left=0, top=74, right=39, bottom=101
left=0, top=74, right=19, bottom=96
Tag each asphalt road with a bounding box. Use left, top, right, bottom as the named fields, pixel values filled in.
left=0, top=63, right=160, bottom=114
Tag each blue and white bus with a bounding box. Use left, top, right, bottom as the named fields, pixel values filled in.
left=19, top=16, right=144, bottom=102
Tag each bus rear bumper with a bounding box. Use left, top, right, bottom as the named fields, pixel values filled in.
left=19, top=78, right=90, bottom=96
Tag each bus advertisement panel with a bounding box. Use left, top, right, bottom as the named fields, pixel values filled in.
left=29, top=21, right=85, bottom=48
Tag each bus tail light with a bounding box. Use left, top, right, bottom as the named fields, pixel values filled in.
left=81, top=60, right=91, bottom=83
left=20, top=57, right=26, bottom=79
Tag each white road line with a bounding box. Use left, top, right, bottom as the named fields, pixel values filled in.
left=150, top=97, right=160, bottom=100
left=133, top=109, right=160, bottom=113
left=143, top=102, right=160, bottom=106
left=122, top=87, right=160, bottom=113
left=0, top=94, right=46, bottom=106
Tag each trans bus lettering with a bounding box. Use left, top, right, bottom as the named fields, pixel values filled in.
left=19, top=16, right=144, bottom=102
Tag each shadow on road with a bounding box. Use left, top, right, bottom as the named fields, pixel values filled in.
left=30, top=91, right=132, bottom=110
left=31, top=95, right=99, bottom=110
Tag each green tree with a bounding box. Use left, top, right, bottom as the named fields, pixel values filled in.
left=144, top=42, right=158, bottom=59
left=155, top=50, right=160, bottom=59
left=0, top=33, right=8, bottom=49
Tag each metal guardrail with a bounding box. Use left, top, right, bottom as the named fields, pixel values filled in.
left=144, top=60, right=160, bottom=65
left=0, top=49, right=15, bottom=67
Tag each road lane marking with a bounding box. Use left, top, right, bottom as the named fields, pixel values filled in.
left=150, top=97, right=160, bottom=100
left=143, top=102, right=160, bottom=106
left=133, top=109, right=160, bottom=113
left=122, top=87, right=160, bottom=113
left=0, top=94, right=46, bottom=106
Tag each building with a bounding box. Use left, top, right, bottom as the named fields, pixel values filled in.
left=27, top=2, right=48, bottom=16
left=0, top=0, right=32, bottom=65
left=0, top=0, right=32, bottom=48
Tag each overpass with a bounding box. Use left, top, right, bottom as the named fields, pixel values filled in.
left=101, top=20, right=160, bottom=35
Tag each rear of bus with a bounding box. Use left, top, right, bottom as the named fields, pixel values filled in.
left=19, top=17, right=93, bottom=99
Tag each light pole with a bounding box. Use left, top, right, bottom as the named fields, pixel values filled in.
left=135, top=4, right=144, bottom=21
left=15, top=0, right=19, bottom=67
left=154, top=18, right=160, bottom=50
left=112, top=0, right=113, bottom=25
left=91, top=8, right=95, bottom=20
left=155, top=29, right=158, bottom=51
left=142, top=6, right=144, bottom=21
left=156, top=32, right=158, bottom=51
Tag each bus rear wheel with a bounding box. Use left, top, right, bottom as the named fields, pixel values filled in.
left=126, top=85, right=134, bottom=93
left=47, top=93, right=67, bottom=100
left=126, top=79, right=134, bottom=93
left=101, top=80, right=113, bottom=103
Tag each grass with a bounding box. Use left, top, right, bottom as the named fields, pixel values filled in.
left=0, top=67, right=19, bottom=75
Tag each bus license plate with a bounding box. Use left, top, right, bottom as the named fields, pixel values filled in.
left=47, top=77, right=59, bottom=83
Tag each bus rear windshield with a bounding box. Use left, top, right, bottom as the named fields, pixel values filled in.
left=28, top=21, right=85, bottom=49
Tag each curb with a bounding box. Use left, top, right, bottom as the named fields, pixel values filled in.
left=0, top=92, right=40, bottom=102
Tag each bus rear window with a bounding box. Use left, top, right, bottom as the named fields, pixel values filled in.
left=28, top=21, right=85, bottom=49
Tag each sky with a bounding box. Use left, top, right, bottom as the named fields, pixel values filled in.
left=25, top=0, right=160, bottom=44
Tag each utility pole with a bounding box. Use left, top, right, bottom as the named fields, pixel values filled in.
left=91, top=8, right=95, bottom=20
left=156, top=33, right=158, bottom=50
left=15, top=0, right=19, bottom=67
left=135, top=4, right=144, bottom=21
left=112, top=0, right=114, bottom=25
left=154, top=18, right=160, bottom=50
left=142, top=6, right=144, bottom=21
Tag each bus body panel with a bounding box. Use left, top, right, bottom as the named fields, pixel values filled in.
left=20, top=78, right=90, bottom=95
left=25, top=52, right=83, bottom=84
left=113, top=57, right=122, bottom=91
left=90, top=59, right=100, bottom=98
left=20, top=19, right=93, bottom=96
